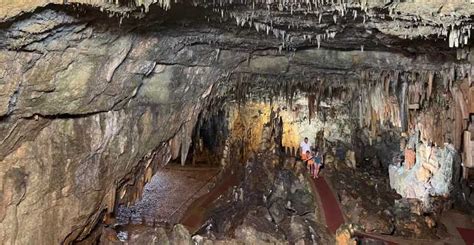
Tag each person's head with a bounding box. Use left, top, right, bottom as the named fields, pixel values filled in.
left=304, top=137, right=308, bottom=143
left=306, top=150, right=311, bottom=155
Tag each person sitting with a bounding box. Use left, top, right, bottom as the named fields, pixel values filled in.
left=300, top=137, right=311, bottom=160
left=303, top=150, right=316, bottom=178
left=313, top=150, right=323, bottom=178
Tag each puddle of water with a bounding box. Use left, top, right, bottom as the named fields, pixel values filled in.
left=117, top=164, right=219, bottom=225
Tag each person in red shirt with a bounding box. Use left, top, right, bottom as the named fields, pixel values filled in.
left=303, top=150, right=315, bottom=178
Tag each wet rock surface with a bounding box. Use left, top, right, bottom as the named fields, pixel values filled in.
left=0, top=9, right=234, bottom=243
left=99, top=114, right=331, bottom=244
left=186, top=119, right=334, bottom=244
left=0, top=0, right=473, bottom=243
left=117, top=164, right=219, bottom=225
left=325, top=151, right=447, bottom=239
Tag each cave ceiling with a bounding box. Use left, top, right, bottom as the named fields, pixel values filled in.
left=0, top=0, right=472, bottom=105
left=1, top=0, right=473, bottom=53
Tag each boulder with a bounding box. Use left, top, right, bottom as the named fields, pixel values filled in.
left=345, top=150, right=356, bottom=169
left=325, top=154, right=335, bottom=165
left=234, top=225, right=287, bottom=244
left=416, top=166, right=431, bottom=183
left=279, top=215, right=308, bottom=243
left=469, top=192, right=474, bottom=206
left=127, top=228, right=169, bottom=245
left=335, top=225, right=357, bottom=245
left=361, top=214, right=394, bottom=235
left=268, top=198, right=288, bottom=224
left=171, top=224, right=192, bottom=245
left=156, top=227, right=170, bottom=245
left=289, top=189, right=315, bottom=215
left=99, top=227, right=121, bottom=245
left=424, top=216, right=436, bottom=229
left=269, top=170, right=293, bottom=202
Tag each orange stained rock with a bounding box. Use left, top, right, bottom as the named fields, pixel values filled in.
left=404, top=148, right=416, bottom=170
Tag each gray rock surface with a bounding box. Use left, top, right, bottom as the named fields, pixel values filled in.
left=389, top=142, right=456, bottom=209
left=0, top=2, right=471, bottom=243
left=0, top=10, right=242, bottom=244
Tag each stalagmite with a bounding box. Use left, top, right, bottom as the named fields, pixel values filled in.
left=452, top=87, right=469, bottom=120
left=170, top=135, right=181, bottom=160
left=464, top=130, right=473, bottom=169
left=427, top=71, right=433, bottom=99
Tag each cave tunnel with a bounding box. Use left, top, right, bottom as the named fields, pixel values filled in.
left=0, top=0, right=474, bottom=244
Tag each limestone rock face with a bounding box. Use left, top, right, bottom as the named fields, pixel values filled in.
left=389, top=141, right=456, bottom=208
left=0, top=1, right=471, bottom=243
left=0, top=9, right=245, bottom=244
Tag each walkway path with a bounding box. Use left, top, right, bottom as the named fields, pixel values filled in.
left=180, top=171, right=239, bottom=233
left=309, top=175, right=400, bottom=244
left=311, top=176, right=345, bottom=234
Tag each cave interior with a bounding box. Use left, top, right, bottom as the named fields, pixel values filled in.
left=0, top=0, right=473, bottom=244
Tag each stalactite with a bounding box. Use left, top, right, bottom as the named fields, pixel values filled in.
left=308, top=94, right=316, bottom=123
left=400, top=80, right=408, bottom=132
left=358, top=91, right=363, bottom=128
left=180, top=125, right=192, bottom=166
left=383, top=70, right=390, bottom=96
left=427, top=71, right=434, bottom=100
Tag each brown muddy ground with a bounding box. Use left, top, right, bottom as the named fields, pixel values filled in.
left=117, top=163, right=220, bottom=226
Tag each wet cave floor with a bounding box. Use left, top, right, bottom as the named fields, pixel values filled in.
left=109, top=155, right=474, bottom=244
left=116, top=163, right=221, bottom=231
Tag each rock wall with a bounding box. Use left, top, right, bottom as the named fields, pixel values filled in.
left=223, top=98, right=352, bottom=156
left=360, top=76, right=471, bottom=208
left=194, top=109, right=333, bottom=244
left=227, top=51, right=472, bottom=207
left=0, top=3, right=472, bottom=243
left=0, top=9, right=246, bottom=244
